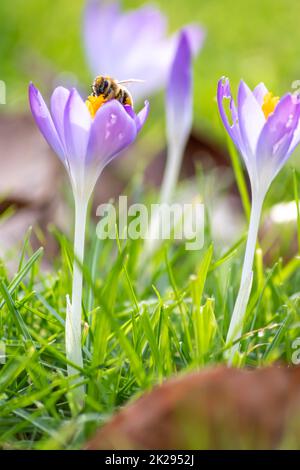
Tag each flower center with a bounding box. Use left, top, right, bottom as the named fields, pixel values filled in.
left=85, top=94, right=106, bottom=118
left=262, top=92, right=280, bottom=119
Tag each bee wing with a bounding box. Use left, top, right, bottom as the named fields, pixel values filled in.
left=117, top=79, right=146, bottom=85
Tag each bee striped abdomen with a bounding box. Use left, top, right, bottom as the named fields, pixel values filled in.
left=117, top=89, right=132, bottom=106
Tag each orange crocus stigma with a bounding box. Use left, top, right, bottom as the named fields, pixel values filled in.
left=262, top=92, right=280, bottom=119
left=86, top=94, right=106, bottom=118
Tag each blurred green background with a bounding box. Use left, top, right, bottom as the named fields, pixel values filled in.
left=1, top=0, right=300, bottom=139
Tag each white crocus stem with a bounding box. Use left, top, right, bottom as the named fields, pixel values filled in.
left=160, top=141, right=185, bottom=206
left=65, top=194, right=88, bottom=395
left=226, top=191, right=264, bottom=363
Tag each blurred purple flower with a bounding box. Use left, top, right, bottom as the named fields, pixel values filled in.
left=28, top=83, right=149, bottom=199
left=161, top=31, right=193, bottom=204
left=217, top=77, right=300, bottom=360
left=83, top=0, right=205, bottom=101
left=166, top=31, right=192, bottom=157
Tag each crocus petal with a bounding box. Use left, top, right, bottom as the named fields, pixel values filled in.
left=217, top=77, right=243, bottom=154
left=83, top=0, right=120, bottom=78
left=50, top=86, right=70, bottom=150
left=136, top=101, right=150, bottom=132
left=124, top=101, right=150, bottom=133
left=114, top=6, right=167, bottom=98
left=256, top=94, right=300, bottom=183
left=86, top=100, right=137, bottom=170
left=28, top=83, right=65, bottom=161
left=110, top=6, right=167, bottom=98
left=287, top=97, right=300, bottom=153
left=166, top=31, right=192, bottom=148
left=253, top=83, right=268, bottom=106
left=182, top=24, right=206, bottom=56
left=64, top=88, right=92, bottom=165
left=112, top=6, right=167, bottom=60
left=237, top=80, right=265, bottom=160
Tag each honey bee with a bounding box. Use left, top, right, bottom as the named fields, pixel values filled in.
left=91, top=76, right=144, bottom=107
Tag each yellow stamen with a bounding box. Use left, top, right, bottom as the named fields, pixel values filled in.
left=85, top=94, right=106, bottom=118
left=262, top=92, right=280, bottom=119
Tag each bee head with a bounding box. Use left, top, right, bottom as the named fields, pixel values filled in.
left=92, top=76, right=110, bottom=96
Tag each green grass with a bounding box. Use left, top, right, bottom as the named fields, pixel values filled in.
left=0, top=169, right=300, bottom=448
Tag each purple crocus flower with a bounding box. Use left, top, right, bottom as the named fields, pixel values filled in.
left=218, top=78, right=300, bottom=198
left=29, top=83, right=149, bottom=398
left=217, top=77, right=300, bottom=361
left=83, top=0, right=204, bottom=101
left=29, top=84, right=149, bottom=200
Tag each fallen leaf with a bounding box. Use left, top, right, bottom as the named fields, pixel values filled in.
left=86, top=366, right=300, bottom=450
